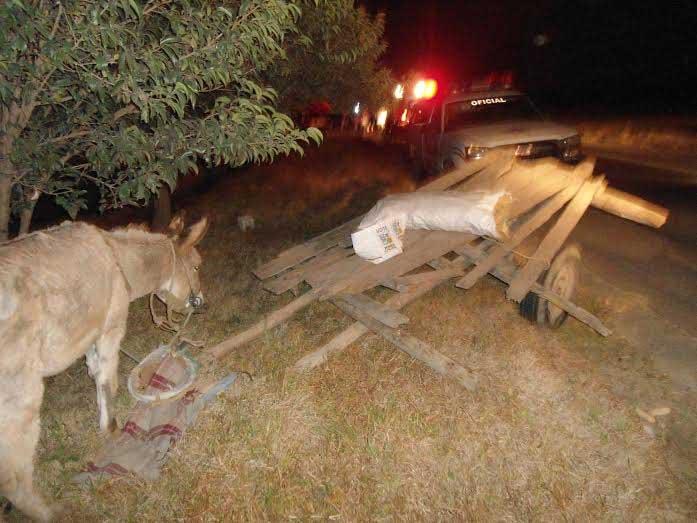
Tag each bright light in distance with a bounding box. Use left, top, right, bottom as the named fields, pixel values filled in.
left=353, top=102, right=360, bottom=114
left=400, top=108, right=408, bottom=122
left=393, top=84, right=404, bottom=99
left=413, top=79, right=437, bottom=99
left=376, top=109, right=388, bottom=127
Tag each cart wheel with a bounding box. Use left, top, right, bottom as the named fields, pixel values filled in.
left=519, top=244, right=581, bottom=329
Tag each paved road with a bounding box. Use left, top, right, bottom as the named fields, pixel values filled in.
left=569, top=156, right=697, bottom=391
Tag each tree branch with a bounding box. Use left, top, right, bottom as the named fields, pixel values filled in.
left=112, top=104, right=138, bottom=122
left=42, top=129, right=91, bottom=146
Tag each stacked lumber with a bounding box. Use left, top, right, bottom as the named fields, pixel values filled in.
left=206, top=151, right=669, bottom=391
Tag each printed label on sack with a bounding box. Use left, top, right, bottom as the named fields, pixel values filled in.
left=351, top=214, right=406, bottom=264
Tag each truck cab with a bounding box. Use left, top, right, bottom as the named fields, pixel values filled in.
left=407, top=89, right=582, bottom=174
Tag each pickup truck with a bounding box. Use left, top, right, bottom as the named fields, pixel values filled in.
left=406, top=89, right=582, bottom=174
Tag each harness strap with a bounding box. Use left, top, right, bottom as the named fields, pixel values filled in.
left=149, top=240, right=202, bottom=348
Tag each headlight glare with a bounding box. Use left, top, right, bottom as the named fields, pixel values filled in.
left=466, top=145, right=488, bottom=160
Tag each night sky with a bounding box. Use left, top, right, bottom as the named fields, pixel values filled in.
left=363, top=0, right=697, bottom=113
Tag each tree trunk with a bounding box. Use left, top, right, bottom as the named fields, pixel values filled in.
left=18, top=190, right=39, bottom=237
left=151, top=185, right=172, bottom=232
left=0, top=131, right=15, bottom=242
left=0, top=176, right=12, bottom=242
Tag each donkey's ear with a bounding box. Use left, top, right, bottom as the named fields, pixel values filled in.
left=167, top=211, right=186, bottom=237
left=179, top=215, right=209, bottom=251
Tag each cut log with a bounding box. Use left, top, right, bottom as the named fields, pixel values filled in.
left=455, top=173, right=590, bottom=290
left=335, top=293, right=410, bottom=329
left=205, top=288, right=322, bottom=361
left=506, top=175, right=607, bottom=302
left=330, top=296, right=478, bottom=391
left=591, top=186, right=669, bottom=228
left=263, top=245, right=353, bottom=295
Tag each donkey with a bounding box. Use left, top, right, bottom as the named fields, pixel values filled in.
left=0, top=214, right=208, bottom=521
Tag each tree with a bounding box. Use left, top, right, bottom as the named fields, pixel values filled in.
left=265, top=0, right=393, bottom=115
left=0, top=0, right=322, bottom=240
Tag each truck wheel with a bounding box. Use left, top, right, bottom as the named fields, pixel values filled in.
left=519, top=244, right=581, bottom=329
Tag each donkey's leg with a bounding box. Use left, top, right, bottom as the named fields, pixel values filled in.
left=90, top=280, right=130, bottom=433
left=85, top=344, right=97, bottom=379
left=90, top=326, right=125, bottom=433
left=0, top=378, right=54, bottom=522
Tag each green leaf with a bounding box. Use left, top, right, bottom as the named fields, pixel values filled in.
left=306, top=127, right=323, bottom=144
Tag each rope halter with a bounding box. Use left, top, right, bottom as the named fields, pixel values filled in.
left=149, top=240, right=203, bottom=347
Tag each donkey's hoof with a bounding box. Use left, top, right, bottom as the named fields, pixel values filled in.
left=108, top=417, right=120, bottom=434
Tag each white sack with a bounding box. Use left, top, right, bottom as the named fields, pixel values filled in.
left=351, top=214, right=406, bottom=264
left=359, top=190, right=506, bottom=239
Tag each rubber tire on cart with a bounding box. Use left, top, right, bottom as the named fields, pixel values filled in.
left=519, top=244, right=582, bottom=329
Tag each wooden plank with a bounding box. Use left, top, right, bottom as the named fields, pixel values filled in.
left=330, top=296, right=478, bottom=391
left=205, top=288, right=322, bottom=361
left=506, top=175, right=606, bottom=302
left=382, top=251, right=480, bottom=291
left=417, top=149, right=507, bottom=192
left=505, top=172, right=571, bottom=220
left=491, top=160, right=556, bottom=195
left=426, top=257, right=451, bottom=270
left=335, top=293, right=410, bottom=328
left=263, top=245, right=353, bottom=295
left=455, top=151, right=515, bottom=193
left=253, top=154, right=505, bottom=281
left=379, top=278, right=404, bottom=292
left=318, top=230, right=477, bottom=297
left=383, top=240, right=494, bottom=291
left=293, top=242, right=493, bottom=372
left=304, top=228, right=433, bottom=289
left=382, top=263, right=467, bottom=292
left=509, top=158, right=595, bottom=217
left=253, top=216, right=361, bottom=280
left=458, top=245, right=610, bottom=336
left=455, top=173, right=589, bottom=290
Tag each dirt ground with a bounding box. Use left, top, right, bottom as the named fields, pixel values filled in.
left=16, top=138, right=697, bottom=521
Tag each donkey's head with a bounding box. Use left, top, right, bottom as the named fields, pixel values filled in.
left=156, top=214, right=209, bottom=313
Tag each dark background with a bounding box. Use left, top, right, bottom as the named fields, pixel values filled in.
left=363, top=0, right=697, bottom=114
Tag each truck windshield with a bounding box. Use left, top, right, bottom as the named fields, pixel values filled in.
left=444, top=96, right=542, bottom=131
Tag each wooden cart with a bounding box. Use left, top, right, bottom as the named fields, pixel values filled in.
left=202, top=151, right=668, bottom=390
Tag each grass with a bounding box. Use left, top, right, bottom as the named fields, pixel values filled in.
left=576, top=116, right=697, bottom=155
left=20, top=138, right=697, bottom=521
